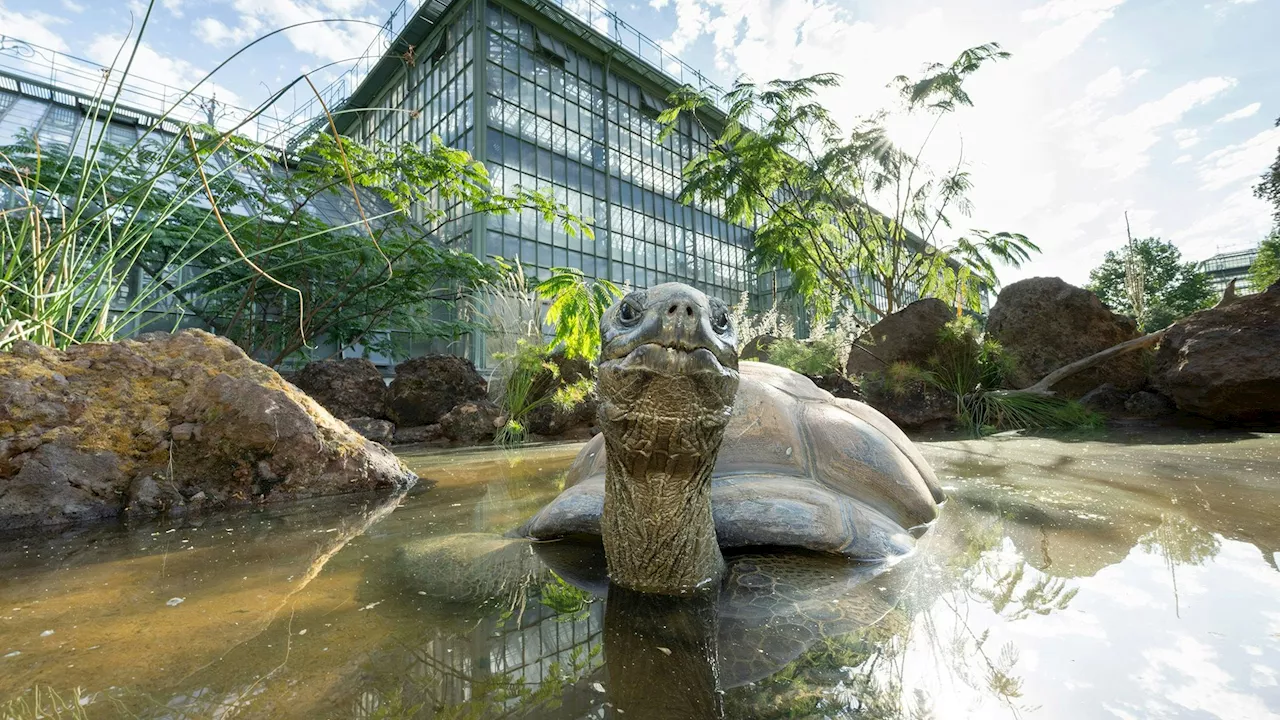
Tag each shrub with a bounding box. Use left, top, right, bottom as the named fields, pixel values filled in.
left=767, top=337, right=845, bottom=377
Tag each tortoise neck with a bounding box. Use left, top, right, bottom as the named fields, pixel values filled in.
left=600, top=412, right=726, bottom=594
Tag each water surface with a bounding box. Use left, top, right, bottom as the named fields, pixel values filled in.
left=1, top=430, right=1278, bottom=719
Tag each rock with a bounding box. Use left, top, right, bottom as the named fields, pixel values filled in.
left=986, top=277, right=1146, bottom=398
left=290, top=357, right=388, bottom=420
left=1124, top=390, right=1176, bottom=418
left=392, top=424, right=443, bottom=445
left=347, top=417, right=395, bottom=446
left=846, top=299, right=953, bottom=377
left=810, top=373, right=863, bottom=401
left=1152, top=283, right=1280, bottom=422
left=387, top=355, right=488, bottom=427
left=1078, top=383, right=1131, bottom=415
left=0, top=330, right=416, bottom=532
left=860, top=373, right=955, bottom=431
left=522, top=352, right=599, bottom=438
left=440, top=401, right=505, bottom=444
left=741, top=335, right=779, bottom=363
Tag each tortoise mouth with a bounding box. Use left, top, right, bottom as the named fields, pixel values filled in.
left=603, top=342, right=736, bottom=377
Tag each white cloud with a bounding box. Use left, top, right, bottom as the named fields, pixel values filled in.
left=1196, top=125, right=1280, bottom=191
left=1174, top=128, right=1202, bottom=149
left=81, top=34, right=243, bottom=117
left=1076, top=76, right=1237, bottom=179
left=0, top=2, right=71, bottom=52
left=1136, top=635, right=1277, bottom=720
left=193, top=0, right=382, bottom=66
left=60, top=0, right=85, bottom=13
left=1174, top=154, right=1194, bottom=164
left=1216, top=102, right=1263, bottom=123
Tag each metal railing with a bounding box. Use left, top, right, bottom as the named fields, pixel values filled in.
left=0, top=35, right=306, bottom=147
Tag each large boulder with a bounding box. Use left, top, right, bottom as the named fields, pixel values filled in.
left=291, top=357, right=388, bottom=420
left=846, top=299, right=953, bottom=376
left=440, top=401, right=505, bottom=444
left=0, top=331, right=415, bottom=532
left=387, top=355, right=487, bottom=427
left=860, top=371, right=955, bottom=431
left=1151, top=282, right=1280, bottom=422
left=986, top=277, right=1146, bottom=398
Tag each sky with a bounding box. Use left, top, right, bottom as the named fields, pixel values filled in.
left=1, top=0, right=1277, bottom=287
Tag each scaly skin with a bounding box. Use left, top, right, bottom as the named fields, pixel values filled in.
left=595, top=283, right=740, bottom=594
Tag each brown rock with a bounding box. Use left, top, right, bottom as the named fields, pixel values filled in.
left=1152, top=283, right=1280, bottom=422
left=860, top=375, right=955, bottom=431
left=440, top=401, right=505, bottom=444
left=290, top=357, right=389, bottom=420
left=392, top=424, right=443, bottom=445
left=986, top=277, right=1146, bottom=398
left=0, top=330, right=416, bottom=532
left=387, top=355, right=488, bottom=427
left=346, top=417, right=396, bottom=446
left=1124, top=390, right=1176, bottom=418
left=1078, top=383, right=1131, bottom=415
left=810, top=373, right=863, bottom=401
left=741, top=335, right=779, bottom=363
left=846, top=299, right=953, bottom=376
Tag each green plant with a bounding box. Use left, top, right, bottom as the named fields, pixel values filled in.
left=659, top=45, right=1038, bottom=321
left=1248, top=232, right=1280, bottom=292
left=0, top=0, right=590, bottom=363
left=1086, top=236, right=1215, bottom=331
left=956, top=392, right=1103, bottom=435
left=767, top=336, right=844, bottom=376
left=536, top=266, right=621, bottom=361
left=490, top=340, right=593, bottom=446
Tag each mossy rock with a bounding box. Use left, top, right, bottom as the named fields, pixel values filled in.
left=0, top=330, right=416, bottom=532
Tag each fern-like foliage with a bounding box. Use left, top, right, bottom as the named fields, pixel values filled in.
left=536, top=267, right=622, bottom=361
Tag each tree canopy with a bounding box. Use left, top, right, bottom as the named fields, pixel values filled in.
left=658, top=44, right=1038, bottom=321
left=1249, top=233, right=1280, bottom=292
left=2, top=126, right=589, bottom=364
left=1254, top=114, right=1280, bottom=232
left=1086, top=237, right=1215, bottom=331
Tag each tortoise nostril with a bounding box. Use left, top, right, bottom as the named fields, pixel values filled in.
left=685, top=306, right=693, bottom=317
left=668, top=305, right=678, bottom=315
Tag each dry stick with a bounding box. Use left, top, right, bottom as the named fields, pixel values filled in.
left=992, top=330, right=1166, bottom=398
left=184, top=128, right=307, bottom=345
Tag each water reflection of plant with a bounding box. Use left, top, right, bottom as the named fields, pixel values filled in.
left=538, top=573, right=594, bottom=621
left=1138, top=512, right=1222, bottom=618
left=1139, top=512, right=1221, bottom=567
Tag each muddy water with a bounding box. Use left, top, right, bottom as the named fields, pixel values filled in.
left=1, top=430, right=1278, bottom=719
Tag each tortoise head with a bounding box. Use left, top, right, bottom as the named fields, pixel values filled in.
left=597, top=282, right=740, bottom=425
left=596, top=282, right=740, bottom=592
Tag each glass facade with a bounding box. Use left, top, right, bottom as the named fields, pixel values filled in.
left=345, top=0, right=757, bottom=362
left=1200, top=246, right=1261, bottom=296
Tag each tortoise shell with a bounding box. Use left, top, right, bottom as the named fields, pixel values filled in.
left=521, top=361, right=944, bottom=560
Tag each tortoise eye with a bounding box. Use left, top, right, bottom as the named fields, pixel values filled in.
left=711, top=309, right=730, bottom=334
left=618, top=302, right=640, bottom=325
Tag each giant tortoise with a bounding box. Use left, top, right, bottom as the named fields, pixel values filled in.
left=398, top=282, right=943, bottom=597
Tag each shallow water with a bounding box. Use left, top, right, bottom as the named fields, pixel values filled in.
left=1, top=429, right=1278, bottom=719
